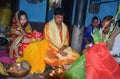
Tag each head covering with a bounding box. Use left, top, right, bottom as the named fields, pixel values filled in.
left=92, top=16, right=101, bottom=26
left=12, top=10, right=28, bottom=28
left=11, top=10, right=32, bottom=35
left=17, top=10, right=28, bottom=23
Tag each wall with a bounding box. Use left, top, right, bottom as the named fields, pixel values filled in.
left=85, top=0, right=118, bottom=27
left=19, top=0, right=119, bottom=27
left=19, top=0, right=47, bottom=23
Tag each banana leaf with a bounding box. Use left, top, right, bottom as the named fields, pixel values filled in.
left=91, top=28, right=103, bottom=44
left=62, top=54, right=86, bottom=79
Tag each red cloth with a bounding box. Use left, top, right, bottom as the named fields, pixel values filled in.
left=86, top=43, right=120, bottom=79
left=18, top=31, right=43, bottom=57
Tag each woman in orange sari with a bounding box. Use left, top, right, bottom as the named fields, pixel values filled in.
left=9, top=10, right=48, bottom=74
left=43, top=8, right=80, bottom=67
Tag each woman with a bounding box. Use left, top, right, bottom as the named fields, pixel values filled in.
left=9, top=10, right=48, bottom=74
left=82, top=16, right=101, bottom=49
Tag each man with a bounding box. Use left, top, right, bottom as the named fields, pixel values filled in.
left=43, top=8, right=80, bottom=67
left=83, top=15, right=120, bottom=61
left=102, top=15, right=120, bottom=63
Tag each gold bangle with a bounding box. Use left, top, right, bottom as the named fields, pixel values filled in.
left=32, top=38, right=35, bottom=42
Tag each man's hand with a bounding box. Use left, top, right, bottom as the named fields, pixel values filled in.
left=58, top=51, right=68, bottom=56
left=59, top=45, right=67, bottom=52
left=56, top=45, right=68, bottom=58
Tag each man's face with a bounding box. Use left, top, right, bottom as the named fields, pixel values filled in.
left=54, top=15, right=64, bottom=25
left=102, top=19, right=110, bottom=33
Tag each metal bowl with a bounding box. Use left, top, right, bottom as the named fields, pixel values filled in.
left=6, top=60, right=31, bottom=77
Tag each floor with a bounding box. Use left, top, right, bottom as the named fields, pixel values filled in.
left=0, top=32, right=64, bottom=79
left=0, top=48, right=62, bottom=79
left=0, top=68, right=62, bottom=79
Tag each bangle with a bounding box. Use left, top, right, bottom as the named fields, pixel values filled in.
left=32, top=38, right=35, bottom=42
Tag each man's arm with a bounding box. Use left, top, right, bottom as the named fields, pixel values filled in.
left=110, top=33, right=120, bottom=55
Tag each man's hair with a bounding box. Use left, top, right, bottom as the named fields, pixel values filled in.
left=54, top=8, right=64, bottom=16
left=103, top=15, right=113, bottom=21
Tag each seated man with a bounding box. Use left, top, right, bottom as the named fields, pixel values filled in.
left=102, top=15, right=120, bottom=63
left=43, top=8, right=80, bottom=67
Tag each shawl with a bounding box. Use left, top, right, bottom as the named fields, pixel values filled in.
left=48, top=19, right=72, bottom=59
left=48, top=19, right=67, bottom=48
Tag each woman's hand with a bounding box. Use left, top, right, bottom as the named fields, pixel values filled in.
left=22, top=37, right=31, bottom=43
left=35, top=37, right=42, bottom=42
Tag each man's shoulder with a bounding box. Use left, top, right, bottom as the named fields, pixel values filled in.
left=64, top=23, right=68, bottom=27
left=45, top=20, right=53, bottom=25
left=62, top=22, right=68, bottom=27
left=44, top=22, right=49, bottom=26
left=115, top=26, right=120, bottom=31
left=116, top=26, right=120, bottom=29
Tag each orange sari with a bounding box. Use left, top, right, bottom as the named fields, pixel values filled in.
left=43, top=19, right=80, bottom=66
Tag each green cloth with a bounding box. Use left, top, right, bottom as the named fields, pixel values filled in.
left=62, top=54, right=86, bottom=79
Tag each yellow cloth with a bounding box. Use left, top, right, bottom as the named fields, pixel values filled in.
left=48, top=19, right=68, bottom=48
left=0, top=62, right=8, bottom=76
left=25, top=24, right=32, bottom=33
left=17, top=40, right=48, bottom=74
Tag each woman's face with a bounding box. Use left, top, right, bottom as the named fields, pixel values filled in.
left=92, top=19, right=99, bottom=28
left=20, top=14, right=27, bottom=26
